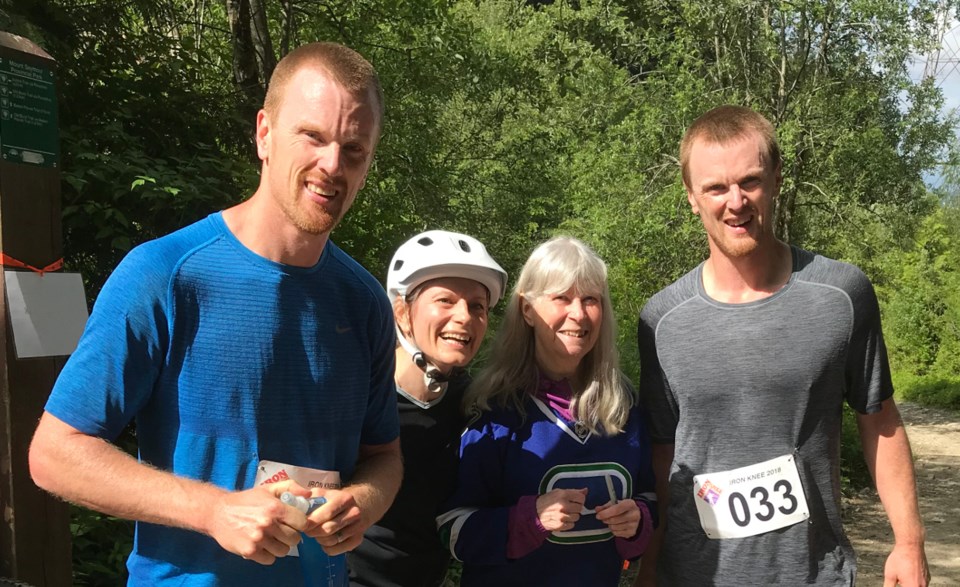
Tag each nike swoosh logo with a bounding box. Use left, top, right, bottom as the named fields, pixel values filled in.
left=335, top=325, right=351, bottom=334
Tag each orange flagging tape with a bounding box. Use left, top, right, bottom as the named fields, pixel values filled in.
left=0, top=253, right=63, bottom=275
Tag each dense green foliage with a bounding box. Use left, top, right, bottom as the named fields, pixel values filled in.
left=880, top=151, right=960, bottom=411
left=3, top=0, right=959, bottom=583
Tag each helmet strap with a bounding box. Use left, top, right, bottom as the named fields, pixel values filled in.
left=397, top=327, right=449, bottom=394
left=413, top=352, right=450, bottom=394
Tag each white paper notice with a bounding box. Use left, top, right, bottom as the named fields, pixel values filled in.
left=4, top=271, right=88, bottom=358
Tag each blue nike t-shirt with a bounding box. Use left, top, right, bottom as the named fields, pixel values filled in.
left=45, top=213, right=399, bottom=585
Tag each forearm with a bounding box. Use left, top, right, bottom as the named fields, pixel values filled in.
left=614, top=500, right=654, bottom=560
left=872, top=431, right=925, bottom=545
left=857, top=400, right=930, bottom=585
left=857, top=400, right=925, bottom=545
left=506, top=495, right=548, bottom=559
left=634, top=443, right=673, bottom=585
left=345, top=440, right=403, bottom=529
left=29, top=412, right=222, bottom=535
left=438, top=505, right=513, bottom=565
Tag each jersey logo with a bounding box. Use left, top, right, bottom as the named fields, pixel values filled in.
left=531, top=396, right=593, bottom=444
left=539, top=462, right=633, bottom=544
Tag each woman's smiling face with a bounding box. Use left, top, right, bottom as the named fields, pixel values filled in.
left=522, top=287, right=602, bottom=379
left=398, top=277, right=490, bottom=374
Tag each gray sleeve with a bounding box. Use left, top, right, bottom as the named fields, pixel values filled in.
left=637, top=302, right=679, bottom=444
left=843, top=268, right=894, bottom=414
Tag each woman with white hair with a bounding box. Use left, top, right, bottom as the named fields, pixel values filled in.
left=348, top=230, right=507, bottom=587
left=437, top=236, right=656, bottom=587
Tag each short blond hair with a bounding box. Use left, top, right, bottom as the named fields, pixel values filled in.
left=680, top=105, right=780, bottom=188
left=264, top=42, right=384, bottom=127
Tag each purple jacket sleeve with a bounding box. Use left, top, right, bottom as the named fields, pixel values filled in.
left=614, top=500, right=654, bottom=560
left=506, top=494, right=550, bottom=559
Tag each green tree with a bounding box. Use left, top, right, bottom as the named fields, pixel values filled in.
left=879, top=136, right=960, bottom=410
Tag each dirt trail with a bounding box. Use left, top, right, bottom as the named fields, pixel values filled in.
left=843, top=402, right=960, bottom=585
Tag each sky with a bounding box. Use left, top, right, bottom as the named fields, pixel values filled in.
left=908, top=10, right=960, bottom=189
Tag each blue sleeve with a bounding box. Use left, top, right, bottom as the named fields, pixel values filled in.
left=359, top=287, right=399, bottom=446
left=44, top=245, right=171, bottom=440
left=632, top=406, right=659, bottom=529
left=437, top=418, right=512, bottom=565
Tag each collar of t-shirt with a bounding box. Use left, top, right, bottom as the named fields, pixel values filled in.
left=535, top=371, right=576, bottom=423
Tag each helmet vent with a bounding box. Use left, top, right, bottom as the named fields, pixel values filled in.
left=417, top=237, right=434, bottom=246
left=393, top=260, right=404, bottom=271
left=458, top=240, right=471, bottom=252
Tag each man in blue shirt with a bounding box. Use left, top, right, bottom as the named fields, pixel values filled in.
left=28, top=42, right=401, bottom=586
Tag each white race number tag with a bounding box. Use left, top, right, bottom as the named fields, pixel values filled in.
left=692, top=454, right=809, bottom=539
left=254, top=460, right=341, bottom=556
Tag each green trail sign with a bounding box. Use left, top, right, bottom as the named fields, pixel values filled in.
left=0, top=55, right=58, bottom=168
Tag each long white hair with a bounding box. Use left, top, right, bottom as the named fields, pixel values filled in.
left=465, top=236, right=632, bottom=435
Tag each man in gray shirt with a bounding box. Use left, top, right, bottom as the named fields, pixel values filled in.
left=634, top=105, right=929, bottom=586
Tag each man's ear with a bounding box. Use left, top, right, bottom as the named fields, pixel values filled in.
left=255, top=109, right=271, bottom=162
left=686, top=188, right=700, bottom=216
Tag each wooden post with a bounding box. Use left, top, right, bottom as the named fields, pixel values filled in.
left=0, top=32, right=71, bottom=586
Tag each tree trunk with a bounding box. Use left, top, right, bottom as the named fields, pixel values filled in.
left=280, top=0, right=296, bottom=57
left=776, top=135, right=805, bottom=243
left=249, top=0, right=276, bottom=86
left=225, top=0, right=264, bottom=121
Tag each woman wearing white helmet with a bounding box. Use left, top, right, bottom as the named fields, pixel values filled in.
left=348, top=230, right=507, bottom=587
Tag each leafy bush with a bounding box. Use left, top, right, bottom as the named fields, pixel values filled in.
left=840, top=406, right=874, bottom=492
left=895, top=373, right=960, bottom=411
left=71, top=508, right=132, bottom=586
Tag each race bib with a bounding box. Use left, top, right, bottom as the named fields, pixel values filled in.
left=254, top=460, right=342, bottom=556
left=255, top=460, right=342, bottom=491
left=692, top=454, right=809, bottom=539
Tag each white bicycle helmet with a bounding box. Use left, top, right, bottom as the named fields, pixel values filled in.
left=387, top=230, right=507, bottom=392
left=387, top=230, right=507, bottom=308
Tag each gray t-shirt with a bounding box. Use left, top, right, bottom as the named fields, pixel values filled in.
left=638, top=247, right=892, bottom=586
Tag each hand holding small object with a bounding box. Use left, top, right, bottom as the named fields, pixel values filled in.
left=536, top=488, right=588, bottom=532
left=207, top=481, right=308, bottom=565
left=281, top=491, right=327, bottom=515
left=595, top=499, right=642, bottom=538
